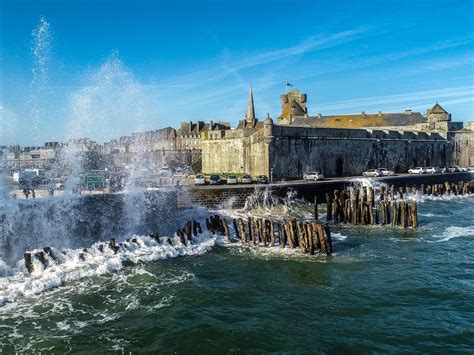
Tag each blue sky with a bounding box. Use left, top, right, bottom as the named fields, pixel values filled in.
left=0, top=0, right=473, bottom=145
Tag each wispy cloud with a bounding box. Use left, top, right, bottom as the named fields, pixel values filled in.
left=311, top=85, right=474, bottom=113
left=155, top=27, right=369, bottom=88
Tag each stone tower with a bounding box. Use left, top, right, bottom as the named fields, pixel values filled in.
left=245, top=83, right=257, bottom=128
left=427, top=102, right=451, bottom=122
left=278, top=89, right=308, bottom=124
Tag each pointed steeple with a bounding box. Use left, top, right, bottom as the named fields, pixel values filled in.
left=245, top=82, right=256, bottom=123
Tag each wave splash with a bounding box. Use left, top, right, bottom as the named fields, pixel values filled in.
left=0, top=233, right=221, bottom=306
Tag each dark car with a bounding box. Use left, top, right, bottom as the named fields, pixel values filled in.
left=257, top=175, right=269, bottom=184
left=209, top=175, right=221, bottom=185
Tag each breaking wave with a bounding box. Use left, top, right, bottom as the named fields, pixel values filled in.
left=0, top=233, right=222, bottom=305
left=431, top=226, right=474, bottom=242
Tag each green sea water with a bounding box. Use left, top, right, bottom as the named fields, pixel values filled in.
left=1, top=198, right=473, bottom=353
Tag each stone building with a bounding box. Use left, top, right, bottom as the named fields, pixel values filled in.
left=201, top=86, right=470, bottom=177
left=2, top=142, right=62, bottom=171
left=102, top=121, right=230, bottom=170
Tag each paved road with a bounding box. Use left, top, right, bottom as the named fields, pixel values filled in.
left=189, top=172, right=473, bottom=190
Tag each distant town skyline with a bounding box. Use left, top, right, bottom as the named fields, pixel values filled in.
left=1, top=0, right=473, bottom=146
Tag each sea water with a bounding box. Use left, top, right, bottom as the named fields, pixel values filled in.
left=0, top=196, right=473, bottom=352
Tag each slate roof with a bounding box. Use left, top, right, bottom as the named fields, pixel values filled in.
left=289, top=112, right=427, bottom=128
left=429, top=103, right=448, bottom=114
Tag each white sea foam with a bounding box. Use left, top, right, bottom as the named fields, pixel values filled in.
left=405, top=192, right=473, bottom=203
left=432, top=226, right=474, bottom=242
left=0, top=232, right=224, bottom=306
left=418, top=212, right=447, bottom=218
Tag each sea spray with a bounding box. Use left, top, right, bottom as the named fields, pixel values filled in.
left=30, top=16, right=52, bottom=144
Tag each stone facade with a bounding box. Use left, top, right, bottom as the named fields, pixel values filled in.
left=452, top=131, right=474, bottom=167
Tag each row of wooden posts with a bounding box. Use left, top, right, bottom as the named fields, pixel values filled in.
left=313, top=181, right=471, bottom=228
left=316, top=186, right=419, bottom=228
left=200, top=214, right=333, bottom=256
left=418, top=181, right=471, bottom=196
left=24, top=214, right=333, bottom=273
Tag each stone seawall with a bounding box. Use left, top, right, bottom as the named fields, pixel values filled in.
left=0, top=190, right=178, bottom=264
left=180, top=173, right=473, bottom=208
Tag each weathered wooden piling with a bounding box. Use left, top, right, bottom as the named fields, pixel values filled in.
left=223, top=219, right=232, bottom=242
left=391, top=201, right=397, bottom=226
left=109, top=238, right=118, bottom=253
left=324, top=223, right=333, bottom=255
left=184, top=221, right=193, bottom=241
left=279, top=223, right=287, bottom=248
left=149, top=233, right=160, bottom=243
left=262, top=219, right=268, bottom=247
left=314, top=196, right=318, bottom=221
left=35, top=251, right=47, bottom=268
left=269, top=220, right=276, bottom=246
left=205, top=218, right=213, bottom=234
left=24, top=253, right=34, bottom=273
left=232, top=219, right=240, bottom=241
left=248, top=217, right=256, bottom=245
left=305, top=222, right=315, bottom=255
left=285, top=221, right=295, bottom=249
left=177, top=229, right=186, bottom=245
left=326, top=193, right=333, bottom=221
left=238, top=218, right=247, bottom=244
left=257, top=218, right=263, bottom=243
left=192, top=221, right=198, bottom=237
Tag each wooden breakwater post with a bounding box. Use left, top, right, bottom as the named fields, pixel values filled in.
left=326, top=185, right=422, bottom=229
left=314, top=196, right=318, bottom=221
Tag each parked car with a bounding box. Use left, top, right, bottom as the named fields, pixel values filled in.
left=257, top=175, right=269, bottom=184
left=408, top=167, right=426, bottom=174
left=469, top=166, right=474, bottom=172
left=303, top=171, right=325, bottom=181
left=209, top=175, right=221, bottom=185
left=454, top=166, right=467, bottom=172
left=446, top=166, right=459, bottom=172
left=425, top=167, right=441, bottom=174
left=226, top=175, right=238, bottom=185
left=241, top=175, right=253, bottom=184
left=379, top=168, right=395, bottom=176
left=194, top=174, right=206, bottom=185
left=363, top=169, right=383, bottom=177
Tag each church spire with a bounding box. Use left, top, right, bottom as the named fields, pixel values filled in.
left=246, top=82, right=256, bottom=123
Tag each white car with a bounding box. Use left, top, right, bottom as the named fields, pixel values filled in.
left=379, top=168, right=395, bottom=176
left=469, top=166, right=474, bottom=172
left=454, top=166, right=467, bottom=172
left=226, top=175, right=238, bottom=184
left=303, top=171, right=324, bottom=181
left=363, top=169, right=383, bottom=177
left=241, top=175, right=253, bottom=184
left=408, top=167, right=426, bottom=174
left=194, top=174, right=206, bottom=185
left=425, top=167, right=441, bottom=174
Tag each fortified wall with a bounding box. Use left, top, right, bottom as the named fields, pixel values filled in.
left=452, top=129, right=474, bottom=167
left=202, top=120, right=452, bottom=177
left=268, top=124, right=450, bottom=178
